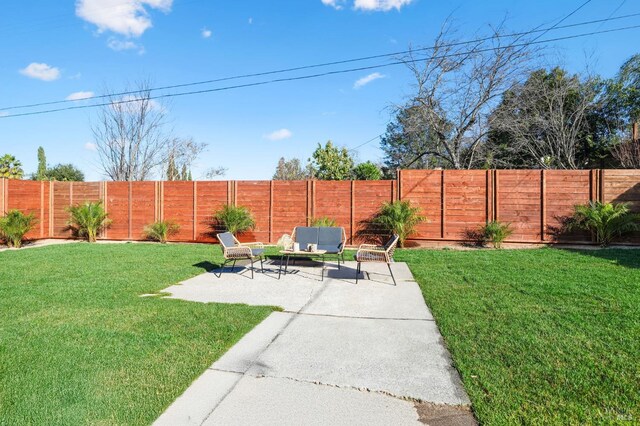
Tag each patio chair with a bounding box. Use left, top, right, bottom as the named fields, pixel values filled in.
left=216, top=232, right=265, bottom=279
left=355, top=234, right=400, bottom=285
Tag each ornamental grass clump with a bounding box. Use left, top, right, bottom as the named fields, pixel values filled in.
left=144, top=221, right=180, bottom=243
left=310, top=216, right=337, bottom=227
left=67, top=201, right=111, bottom=242
left=481, top=221, right=513, bottom=249
left=569, top=201, right=640, bottom=247
left=0, top=210, right=37, bottom=248
left=372, top=200, right=426, bottom=248
left=213, top=205, right=255, bottom=235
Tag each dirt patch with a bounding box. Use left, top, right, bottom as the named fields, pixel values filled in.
left=414, top=402, right=477, bottom=426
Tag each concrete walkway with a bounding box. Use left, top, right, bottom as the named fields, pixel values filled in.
left=155, top=260, right=473, bottom=426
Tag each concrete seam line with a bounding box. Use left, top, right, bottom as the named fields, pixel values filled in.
left=286, top=311, right=435, bottom=322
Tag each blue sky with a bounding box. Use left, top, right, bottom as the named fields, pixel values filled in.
left=0, top=0, right=638, bottom=181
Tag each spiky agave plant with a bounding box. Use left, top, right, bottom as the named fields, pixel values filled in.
left=310, top=216, right=337, bottom=227
left=372, top=200, right=426, bottom=248
left=144, top=221, right=180, bottom=243
left=67, top=201, right=111, bottom=242
left=213, top=205, right=256, bottom=235
left=0, top=210, right=37, bottom=248
left=569, top=201, right=640, bottom=247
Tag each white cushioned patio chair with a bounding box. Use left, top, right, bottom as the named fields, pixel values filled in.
left=216, top=232, right=265, bottom=279
left=354, top=234, right=400, bottom=285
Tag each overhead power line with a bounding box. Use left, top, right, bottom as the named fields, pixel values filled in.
left=2, top=11, right=639, bottom=113
left=2, top=24, right=640, bottom=120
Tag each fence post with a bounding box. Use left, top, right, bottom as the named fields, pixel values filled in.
left=269, top=181, right=274, bottom=243
left=0, top=178, right=5, bottom=215
left=40, top=181, right=45, bottom=238
left=599, top=169, right=605, bottom=203
left=397, top=169, right=402, bottom=201
left=49, top=181, right=54, bottom=237
left=485, top=169, right=491, bottom=224
left=494, top=170, right=500, bottom=222
left=351, top=180, right=356, bottom=244
left=440, top=170, right=445, bottom=239
left=193, top=181, right=198, bottom=242
left=128, top=181, right=133, bottom=240
left=540, top=169, right=546, bottom=242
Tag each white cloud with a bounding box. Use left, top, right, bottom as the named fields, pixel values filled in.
left=321, top=0, right=413, bottom=11
left=85, top=142, right=98, bottom=151
left=201, top=27, right=212, bottom=38
left=264, top=129, right=293, bottom=141
left=321, top=0, right=345, bottom=10
left=76, top=0, right=173, bottom=37
left=66, top=91, right=95, bottom=101
left=354, top=72, right=386, bottom=89
left=0, top=111, right=9, bottom=117
left=107, top=37, right=144, bottom=53
left=19, top=63, right=61, bottom=81
left=248, top=17, right=253, bottom=24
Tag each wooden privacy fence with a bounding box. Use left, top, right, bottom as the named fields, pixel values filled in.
left=1, top=169, right=639, bottom=245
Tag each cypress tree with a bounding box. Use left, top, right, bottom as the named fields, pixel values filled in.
left=36, top=147, right=47, bottom=180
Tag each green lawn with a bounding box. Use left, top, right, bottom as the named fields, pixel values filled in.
left=0, top=243, right=273, bottom=425
left=396, top=248, right=640, bottom=425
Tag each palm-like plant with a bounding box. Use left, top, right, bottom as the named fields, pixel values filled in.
left=67, top=201, right=111, bottom=242
left=481, top=221, right=513, bottom=249
left=144, top=221, right=180, bottom=243
left=311, top=216, right=337, bottom=227
left=0, top=210, right=37, bottom=248
left=372, top=201, right=426, bottom=248
left=213, top=205, right=256, bottom=235
left=569, top=201, right=640, bottom=247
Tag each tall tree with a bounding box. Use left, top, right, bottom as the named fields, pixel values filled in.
left=489, top=68, right=598, bottom=169
left=45, top=164, right=85, bottom=181
left=353, top=161, right=383, bottom=180
left=309, top=141, right=354, bottom=180
left=0, top=155, right=24, bottom=179
left=166, top=155, right=179, bottom=181
left=390, top=22, right=535, bottom=169
left=273, top=157, right=312, bottom=180
left=36, top=147, right=47, bottom=180
left=92, top=80, right=171, bottom=181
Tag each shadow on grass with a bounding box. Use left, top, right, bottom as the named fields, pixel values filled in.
left=559, top=247, right=640, bottom=269
left=192, top=261, right=220, bottom=272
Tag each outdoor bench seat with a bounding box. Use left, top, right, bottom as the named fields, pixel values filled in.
left=291, top=226, right=347, bottom=267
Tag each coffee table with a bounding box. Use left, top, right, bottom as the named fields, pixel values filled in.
left=278, top=249, right=327, bottom=281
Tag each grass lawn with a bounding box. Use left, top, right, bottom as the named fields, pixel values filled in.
left=396, top=248, right=640, bottom=425
left=0, top=243, right=273, bottom=425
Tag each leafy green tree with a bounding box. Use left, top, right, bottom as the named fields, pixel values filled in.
left=0, top=155, right=24, bottom=179
left=45, top=164, right=85, bottom=181
left=310, top=141, right=354, bottom=180
left=273, top=157, right=312, bottom=180
left=353, top=161, right=382, bottom=180
left=36, top=147, right=47, bottom=180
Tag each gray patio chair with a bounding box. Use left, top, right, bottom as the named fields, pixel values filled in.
left=355, top=234, right=400, bottom=285
left=216, top=232, right=264, bottom=279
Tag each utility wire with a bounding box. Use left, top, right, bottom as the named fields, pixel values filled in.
left=2, top=24, right=640, bottom=120
left=2, top=11, right=638, bottom=113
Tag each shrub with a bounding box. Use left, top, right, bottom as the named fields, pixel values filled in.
left=213, top=205, right=255, bottom=235
left=569, top=201, right=640, bottom=247
left=310, top=216, right=337, bottom=227
left=0, top=210, right=37, bottom=248
left=480, top=221, right=513, bottom=249
left=67, top=201, right=111, bottom=242
left=144, top=221, right=180, bottom=243
left=372, top=200, right=426, bottom=248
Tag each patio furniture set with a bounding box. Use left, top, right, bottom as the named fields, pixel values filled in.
left=216, top=226, right=399, bottom=285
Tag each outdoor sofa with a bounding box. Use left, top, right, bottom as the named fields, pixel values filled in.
left=290, top=226, right=347, bottom=268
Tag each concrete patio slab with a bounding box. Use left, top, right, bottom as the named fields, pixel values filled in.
left=157, top=260, right=473, bottom=425
left=245, top=314, right=469, bottom=405
left=202, top=375, right=422, bottom=426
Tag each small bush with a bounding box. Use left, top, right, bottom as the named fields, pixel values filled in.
left=480, top=221, right=513, bottom=249
left=144, top=221, right=180, bottom=243
left=67, top=201, right=111, bottom=242
left=372, top=200, right=427, bottom=248
left=569, top=201, right=640, bottom=247
left=0, top=210, right=37, bottom=248
left=310, top=216, right=337, bottom=227
left=213, top=205, right=255, bottom=235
